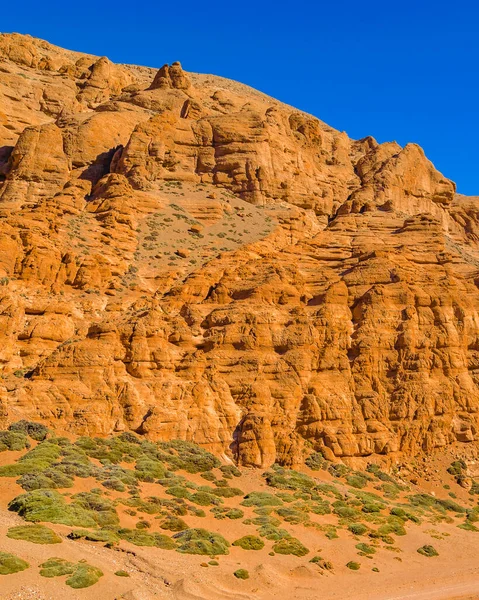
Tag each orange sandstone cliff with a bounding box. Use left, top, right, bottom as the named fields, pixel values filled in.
left=1, top=33, right=479, bottom=467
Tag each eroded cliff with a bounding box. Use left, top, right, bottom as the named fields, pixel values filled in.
left=1, top=33, right=479, bottom=466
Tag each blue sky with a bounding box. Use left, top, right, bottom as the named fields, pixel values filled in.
left=3, top=1, right=478, bottom=194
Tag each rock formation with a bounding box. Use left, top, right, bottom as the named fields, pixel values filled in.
left=1, top=33, right=479, bottom=467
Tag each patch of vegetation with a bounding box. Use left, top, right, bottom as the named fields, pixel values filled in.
left=115, top=570, right=130, bottom=577
left=272, top=536, right=309, bottom=557
left=233, top=535, right=264, bottom=550
left=355, top=542, right=376, bottom=555
left=118, top=529, right=176, bottom=549
left=220, top=465, right=241, bottom=478
left=0, top=431, right=29, bottom=452
left=348, top=523, right=368, bottom=536
left=9, top=420, right=49, bottom=441
left=7, top=525, right=62, bottom=545
left=346, top=561, right=360, bottom=570
left=0, top=552, right=29, bottom=575
left=8, top=489, right=118, bottom=528
left=68, top=529, right=120, bottom=545
left=234, top=569, right=249, bottom=579
left=417, top=544, right=439, bottom=557
left=157, top=440, right=220, bottom=473
left=241, top=492, right=283, bottom=507
left=174, top=528, right=230, bottom=555
left=305, top=452, right=326, bottom=471
left=39, top=558, right=103, bottom=588
left=310, top=555, right=333, bottom=570
left=346, top=474, right=369, bottom=489
left=159, top=516, right=189, bottom=532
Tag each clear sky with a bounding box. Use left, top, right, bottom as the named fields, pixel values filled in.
left=3, top=1, right=478, bottom=195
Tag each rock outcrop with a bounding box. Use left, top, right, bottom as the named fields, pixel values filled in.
left=1, top=33, right=479, bottom=467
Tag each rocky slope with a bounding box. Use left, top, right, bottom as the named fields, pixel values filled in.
left=1, top=33, right=479, bottom=467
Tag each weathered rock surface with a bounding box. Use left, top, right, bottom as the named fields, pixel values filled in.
left=1, top=33, right=479, bottom=467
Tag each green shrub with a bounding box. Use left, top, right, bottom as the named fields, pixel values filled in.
left=201, top=471, right=216, bottom=482
left=190, top=491, right=221, bottom=506
left=276, top=507, right=309, bottom=524
left=174, top=528, right=230, bottom=555
left=233, top=535, right=264, bottom=550
left=0, top=552, right=29, bottom=575
left=118, top=529, right=176, bottom=549
left=272, top=537, right=309, bottom=557
left=346, top=561, right=360, bottom=570
left=40, top=558, right=74, bottom=578
left=346, top=474, right=368, bottom=489
left=9, top=420, right=49, bottom=441
left=101, top=478, right=126, bottom=492
left=8, top=490, right=97, bottom=527
left=220, top=465, right=241, bottom=478
left=18, top=469, right=74, bottom=491
left=67, top=563, right=104, bottom=588
left=348, top=523, right=368, bottom=536
left=0, top=431, right=29, bottom=451
left=68, top=529, right=120, bottom=544
left=417, top=545, right=439, bottom=557
left=115, top=570, right=130, bottom=577
left=241, top=492, right=282, bottom=507
left=355, top=542, right=376, bottom=555
left=158, top=440, right=220, bottom=473
left=39, top=557, right=103, bottom=588
left=7, top=525, right=61, bottom=545
left=309, top=556, right=333, bottom=570
left=305, top=451, right=325, bottom=471
left=234, top=569, right=249, bottom=579
left=135, top=457, right=166, bottom=481
left=211, top=486, right=244, bottom=498
left=159, top=516, right=189, bottom=532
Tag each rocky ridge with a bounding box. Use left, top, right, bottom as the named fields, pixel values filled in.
left=1, top=33, right=479, bottom=467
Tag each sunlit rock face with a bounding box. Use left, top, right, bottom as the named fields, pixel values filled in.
left=1, top=33, right=479, bottom=466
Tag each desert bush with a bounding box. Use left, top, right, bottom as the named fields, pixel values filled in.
left=71, top=492, right=119, bottom=527
left=9, top=420, right=49, bottom=441
left=305, top=451, right=326, bottom=471
left=241, top=492, right=282, bottom=507
left=310, top=556, right=333, bottom=570
left=39, top=557, right=103, bottom=588
left=158, top=440, right=220, bottom=473
left=234, top=569, right=249, bottom=579
left=273, top=536, right=309, bottom=557
left=118, top=529, right=176, bottom=549
left=8, top=490, right=97, bottom=527
left=346, top=474, right=368, bottom=489
left=101, top=478, right=126, bottom=492
left=348, top=523, right=368, bottom=536
left=220, top=465, right=241, bottom=478
left=346, top=561, right=360, bottom=570
left=68, top=529, right=120, bottom=544
left=233, top=535, right=264, bottom=550
left=0, top=552, right=29, bottom=575
left=276, top=507, right=309, bottom=525
left=159, top=516, right=189, bottom=532
left=211, top=486, right=244, bottom=498
left=417, top=544, right=439, bottom=557
left=174, top=528, right=230, bottom=555
left=355, top=542, right=376, bottom=555
left=135, top=457, right=166, bottom=481
left=190, top=491, right=221, bottom=506
left=7, top=525, right=61, bottom=545
left=115, top=570, right=130, bottom=577
left=0, top=431, right=29, bottom=451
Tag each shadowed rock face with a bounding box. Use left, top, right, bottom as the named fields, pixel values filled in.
left=1, top=33, right=479, bottom=467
